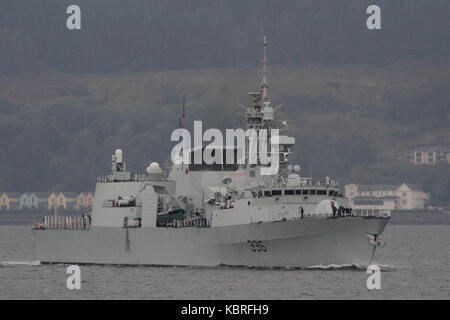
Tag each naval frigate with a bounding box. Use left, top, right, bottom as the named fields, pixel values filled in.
left=33, top=37, right=390, bottom=268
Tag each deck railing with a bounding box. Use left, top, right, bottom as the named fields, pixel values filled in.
left=295, top=209, right=390, bottom=219
left=159, top=217, right=209, bottom=228
left=34, top=215, right=91, bottom=230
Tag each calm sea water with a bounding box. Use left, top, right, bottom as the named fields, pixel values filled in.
left=0, top=224, right=448, bottom=300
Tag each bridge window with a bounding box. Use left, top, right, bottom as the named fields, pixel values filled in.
left=309, top=190, right=316, bottom=195
left=317, top=190, right=327, bottom=195
left=302, top=190, right=309, bottom=195
left=264, top=191, right=272, bottom=197
left=295, top=190, right=302, bottom=195
left=285, top=190, right=295, bottom=195
left=272, top=190, right=282, bottom=196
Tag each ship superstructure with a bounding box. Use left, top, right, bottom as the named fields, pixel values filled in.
left=33, top=37, right=389, bottom=268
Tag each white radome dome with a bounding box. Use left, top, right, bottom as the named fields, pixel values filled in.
left=146, top=162, right=162, bottom=174
left=149, top=162, right=160, bottom=169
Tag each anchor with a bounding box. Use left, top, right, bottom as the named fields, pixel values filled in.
left=367, top=233, right=385, bottom=247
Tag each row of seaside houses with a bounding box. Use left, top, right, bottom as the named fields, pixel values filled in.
left=0, top=192, right=94, bottom=211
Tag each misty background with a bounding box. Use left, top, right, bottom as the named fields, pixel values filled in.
left=0, top=0, right=449, bottom=205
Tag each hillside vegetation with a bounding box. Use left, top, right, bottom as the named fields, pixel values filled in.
left=0, top=63, right=448, bottom=204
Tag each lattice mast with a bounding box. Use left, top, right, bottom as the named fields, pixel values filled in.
left=245, top=36, right=277, bottom=167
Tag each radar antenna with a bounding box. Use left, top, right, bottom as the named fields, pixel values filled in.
left=261, top=35, right=268, bottom=102
left=179, top=95, right=186, bottom=129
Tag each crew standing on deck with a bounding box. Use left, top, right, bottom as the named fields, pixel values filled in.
left=331, top=202, right=337, bottom=217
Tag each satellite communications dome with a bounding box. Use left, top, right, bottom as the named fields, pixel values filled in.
left=146, top=162, right=163, bottom=180
left=146, top=162, right=162, bottom=173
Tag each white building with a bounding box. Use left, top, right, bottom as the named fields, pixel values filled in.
left=410, top=146, right=450, bottom=165
left=344, top=183, right=429, bottom=210
left=350, top=196, right=397, bottom=211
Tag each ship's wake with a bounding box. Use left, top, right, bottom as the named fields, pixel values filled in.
left=220, top=263, right=396, bottom=271
left=0, top=260, right=41, bottom=266
left=303, top=263, right=395, bottom=271
left=303, top=263, right=365, bottom=270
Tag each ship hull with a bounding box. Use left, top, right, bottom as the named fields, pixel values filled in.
left=33, top=217, right=389, bottom=268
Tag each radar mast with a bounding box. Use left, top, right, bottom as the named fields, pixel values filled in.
left=243, top=36, right=295, bottom=182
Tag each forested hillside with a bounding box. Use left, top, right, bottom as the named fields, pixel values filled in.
left=0, top=0, right=448, bottom=74
left=0, top=63, right=449, bottom=203
left=0, top=1, right=448, bottom=204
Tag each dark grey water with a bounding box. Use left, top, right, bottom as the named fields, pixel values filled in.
left=0, top=224, right=448, bottom=299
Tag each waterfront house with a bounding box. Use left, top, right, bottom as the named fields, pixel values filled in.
left=410, top=146, right=450, bottom=165
left=20, top=192, right=50, bottom=209
left=351, top=196, right=397, bottom=211
left=48, top=192, right=78, bottom=210
left=0, top=192, right=21, bottom=210
left=76, top=192, right=94, bottom=209
left=345, top=183, right=429, bottom=210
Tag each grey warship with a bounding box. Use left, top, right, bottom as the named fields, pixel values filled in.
left=33, top=37, right=390, bottom=268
